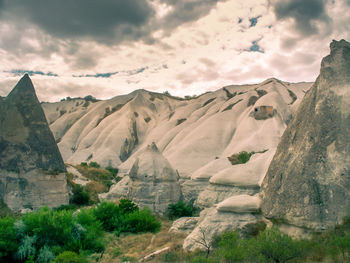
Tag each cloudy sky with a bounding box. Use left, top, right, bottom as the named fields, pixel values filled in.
left=0, top=0, right=349, bottom=102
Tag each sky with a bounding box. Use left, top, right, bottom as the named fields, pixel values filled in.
left=0, top=0, right=349, bottom=102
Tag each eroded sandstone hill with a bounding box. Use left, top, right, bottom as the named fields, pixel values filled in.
left=0, top=74, right=68, bottom=212
left=260, top=39, right=350, bottom=231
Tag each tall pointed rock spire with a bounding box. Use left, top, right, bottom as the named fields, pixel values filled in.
left=260, top=40, right=350, bottom=230
left=0, top=75, right=68, bottom=212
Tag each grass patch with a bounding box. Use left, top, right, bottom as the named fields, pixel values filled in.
left=99, top=218, right=187, bottom=263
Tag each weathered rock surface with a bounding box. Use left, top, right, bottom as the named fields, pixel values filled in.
left=0, top=75, right=68, bottom=211
left=216, top=194, right=260, bottom=213
left=183, top=207, right=260, bottom=251
left=260, top=39, right=350, bottom=230
left=169, top=217, right=199, bottom=234
left=102, top=142, right=181, bottom=214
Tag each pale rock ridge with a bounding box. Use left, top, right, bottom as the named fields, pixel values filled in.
left=0, top=74, right=68, bottom=211
left=260, top=39, right=350, bottom=230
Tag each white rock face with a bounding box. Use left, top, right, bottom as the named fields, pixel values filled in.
left=216, top=195, right=261, bottom=213
left=42, top=78, right=311, bottom=246
left=43, top=79, right=311, bottom=179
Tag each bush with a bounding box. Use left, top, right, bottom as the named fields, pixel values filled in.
left=125, top=208, right=161, bottom=233
left=36, top=245, right=55, bottom=263
left=88, top=162, right=100, bottom=168
left=93, top=202, right=123, bottom=232
left=55, top=251, right=88, bottom=263
left=118, top=199, right=139, bottom=214
left=214, top=231, right=246, bottom=262
left=167, top=201, right=194, bottom=219
left=106, top=166, right=118, bottom=177
left=76, top=208, right=105, bottom=253
left=247, top=227, right=308, bottom=263
left=70, top=185, right=90, bottom=206
left=22, top=208, right=75, bottom=248
left=0, top=216, right=18, bottom=261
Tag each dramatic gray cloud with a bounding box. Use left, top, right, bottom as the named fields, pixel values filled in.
left=158, top=0, right=226, bottom=31
left=3, top=0, right=154, bottom=43
left=273, top=0, right=331, bottom=35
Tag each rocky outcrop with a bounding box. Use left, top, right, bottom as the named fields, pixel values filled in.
left=260, top=39, right=350, bottom=230
left=0, top=74, right=68, bottom=212
left=169, top=217, right=199, bottom=234
left=102, top=142, right=181, bottom=214
left=183, top=204, right=261, bottom=251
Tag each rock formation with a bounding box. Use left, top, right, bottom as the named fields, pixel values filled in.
left=0, top=74, right=68, bottom=212
left=260, top=39, right=350, bottom=230
left=102, top=142, right=181, bottom=214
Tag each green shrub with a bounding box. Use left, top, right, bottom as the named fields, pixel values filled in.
left=93, top=202, right=123, bottom=232
left=106, top=166, right=118, bottom=177
left=54, top=204, right=79, bottom=212
left=214, top=231, right=246, bottom=262
left=76, top=208, right=105, bottom=253
left=125, top=208, right=161, bottom=233
left=167, top=201, right=194, bottom=219
left=16, top=235, right=37, bottom=261
left=22, top=208, right=75, bottom=248
left=70, top=185, right=90, bottom=206
left=36, top=245, right=55, bottom=263
left=227, top=151, right=254, bottom=165
left=55, top=251, right=87, bottom=263
left=328, top=233, right=350, bottom=261
left=237, top=151, right=252, bottom=164
left=0, top=216, right=18, bottom=261
left=247, top=227, right=308, bottom=263
left=88, top=162, right=100, bottom=168
left=118, top=199, right=139, bottom=214
left=80, top=162, right=88, bottom=167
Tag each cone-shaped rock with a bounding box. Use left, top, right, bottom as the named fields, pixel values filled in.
left=0, top=75, right=68, bottom=211
left=127, top=142, right=181, bottom=214
left=260, top=40, right=350, bottom=230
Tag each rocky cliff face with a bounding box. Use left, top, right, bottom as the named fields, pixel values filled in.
left=0, top=74, right=68, bottom=212
left=260, top=39, right=350, bottom=230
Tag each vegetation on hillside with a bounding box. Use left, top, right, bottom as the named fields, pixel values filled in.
left=67, top=162, right=119, bottom=205
left=0, top=200, right=160, bottom=262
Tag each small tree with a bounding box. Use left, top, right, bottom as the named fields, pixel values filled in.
left=194, top=227, right=212, bottom=258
